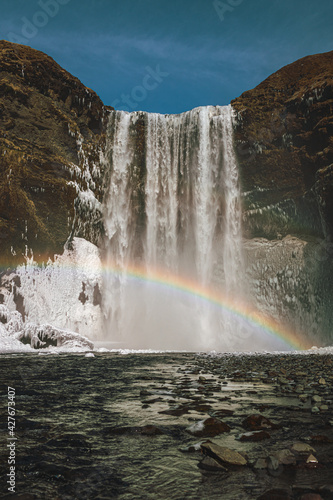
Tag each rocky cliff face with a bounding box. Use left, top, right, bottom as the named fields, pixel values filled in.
left=0, top=40, right=112, bottom=266
left=231, top=50, right=333, bottom=240
left=2, top=43, right=332, bottom=264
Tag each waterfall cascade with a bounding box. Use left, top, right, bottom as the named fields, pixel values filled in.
left=103, top=105, right=249, bottom=351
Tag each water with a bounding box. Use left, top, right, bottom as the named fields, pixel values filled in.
left=2, top=352, right=332, bottom=499
left=103, top=105, right=247, bottom=351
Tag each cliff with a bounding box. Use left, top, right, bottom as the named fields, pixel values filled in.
left=231, top=50, right=333, bottom=239
left=1, top=42, right=333, bottom=263
left=0, top=40, right=112, bottom=265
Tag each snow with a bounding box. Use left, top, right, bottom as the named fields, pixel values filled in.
left=0, top=238, right=104, bottom=353
left=8, top=237, right=103, bottom=339
left=78, top=188, right=102, bottom=212
left=0, top=304, right=95, bottom=353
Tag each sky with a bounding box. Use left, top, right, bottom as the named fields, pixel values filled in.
left=0, top=0, right=332, bottom=114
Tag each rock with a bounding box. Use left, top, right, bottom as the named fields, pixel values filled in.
left=300, top=495, right=323, bottom=500
left=197, top=456, right=228, bottom=472
left=311, top=406, right=320, bottom=414
left=140, top=425, right=164, bottom=436
left=309, top=435, right=331, bottom=443
left=306, top=454, right=318, bottom=464
left=319, top=405, right=328, bottom=411
left=318, top=378, right=326, bottom=385
left=267, top=455, right=280, bottom=471
left=239, top=430, right=270, bottom=442
left=210, top=409, right=234, bottom=418
left=257, top=488, right=291, bottom=500
left=232, top=50, right=333, bottom=239
left=275, top=449, right=296, bottom=465
left=299, top=394, right=309, bottom=401
left=291, top=443, right=316, bottom=454
left=186, top=417, right=231, bottom=437
left=319, top=484, right=333, bottom=495
left=312, top=395, right=322, bottom=403
left=253, top=458, right=268, bottom=469
left=0, top=41, right=110, bottom=262
left=85, top=352, right=95, bottom=358
left=201, top=442, right=247, bottom=466
left=159, top=406, right=189, bottom=416
left=242, top=414, right=278, bottom=431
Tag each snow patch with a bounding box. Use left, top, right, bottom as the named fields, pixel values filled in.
left=5, top=238, right=103, bottom=340
left=0, top=305, right=94, bottom=353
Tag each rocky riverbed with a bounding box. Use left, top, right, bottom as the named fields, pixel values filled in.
left=0, top=352, right=333, bottom=499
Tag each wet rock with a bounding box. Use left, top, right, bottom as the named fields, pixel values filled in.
left=319, top=484, right=333, bottom=495
left=140, top=389, right=152, bottom=396
left=300, top=494, right=323, bottom=500
left=186, top=417, right=230, bottom=437
left=292, top=487, right=321, bottom=498
left=306, top=454, right=318, bottom=464
left=159, top=406, right=189, bottom=416
left=299, top=394, right=309, bottom=401
left=242, top=414, right=278, bottom=431
left=267, top=455, right=280, bottom=471
left=201, top=442, right=247, bottom=466
left=239, top=430, right=271, bottom=442
left=140, top=425, right=164, bottom=436
left=198, top=456, right=228, bottom=472
left=192, top=403, right=212, bottom=412
left=257, top=488, right=291, bottom=500
left=210, top=408, right=234, bottom=418
left=253, top=458, right=268, bottom=469
left=275, top=449, right=296, bottom=465
left=309, top=435, right=331, bottom=443
left=291, top=442, right=316, bottom=454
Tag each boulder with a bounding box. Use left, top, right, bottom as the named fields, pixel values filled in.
left=201, top=442, right=247, bottom=466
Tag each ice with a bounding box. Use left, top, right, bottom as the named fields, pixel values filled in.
left=11, top=237, right=103, bottom=339
left=0, top=300, right=95, bottom=353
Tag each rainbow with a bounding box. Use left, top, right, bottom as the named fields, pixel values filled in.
left=3, top=254, right=314, bottom=351
left=102, top=261, right=313, bottom=351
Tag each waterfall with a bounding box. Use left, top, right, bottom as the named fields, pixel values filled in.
left=103, top=105, right=247, bottom=350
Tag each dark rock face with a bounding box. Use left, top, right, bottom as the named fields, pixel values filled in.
left=231, top=50, right=333, bottom=239
left=1, top=42, right=332, bottom=264
left=0, top=40, right=112, bottom=265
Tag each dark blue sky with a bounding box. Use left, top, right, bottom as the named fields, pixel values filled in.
left=1, top=0, right=332, bottom=114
